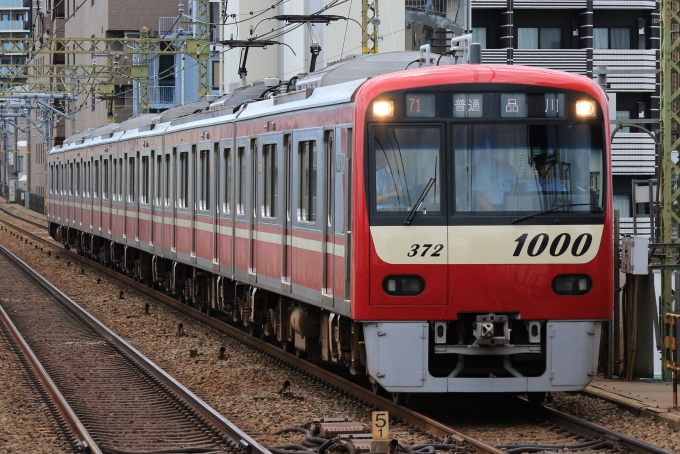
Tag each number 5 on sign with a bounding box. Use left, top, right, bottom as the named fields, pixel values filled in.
left=372, top=411, right=389, bottom=440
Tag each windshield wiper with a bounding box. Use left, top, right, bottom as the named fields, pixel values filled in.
left=511, top=203, right=600, bottom=224
left=403, top=178, right=435, bottom=226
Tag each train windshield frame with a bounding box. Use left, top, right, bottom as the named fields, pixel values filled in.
left=366, top=86, right=607, bottom=226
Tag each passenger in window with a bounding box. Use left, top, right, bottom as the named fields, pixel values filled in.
left=523, top=152, right=565, bottom=194
left=472, top=147, right=517, bottom=211
left=375, top=150, right=411, bottom=211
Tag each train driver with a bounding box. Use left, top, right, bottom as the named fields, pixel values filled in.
left=375, top=150, right=411, bottom=211
left=523, top=152, right=566, bottom=194
left=472, top=147, right=518, bottom=211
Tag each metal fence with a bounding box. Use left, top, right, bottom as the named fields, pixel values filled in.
left=3, top=188, right=45, bottom=215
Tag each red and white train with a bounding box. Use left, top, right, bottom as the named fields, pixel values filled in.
left=47, top=50, right=613, bottom=400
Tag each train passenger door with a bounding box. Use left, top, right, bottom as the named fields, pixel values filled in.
left=195, top=140, right=214, bottom=269
left=338, top=127, right=352, bottom=310
left=249, top=138, right=257, bottom=277
left=233, top=137, right=252, bottom=282
left=321, top=129, right=335, bottom=306
left=166, top=147, right=177, bottom=259
left=281, top=133, right=292, bottom=293
left=218, top=139, right=234, bottom=277
left=256, top=132, right=283, bottom=289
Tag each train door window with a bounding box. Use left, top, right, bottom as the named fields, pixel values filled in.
left=263, top=144, right=277, bottom=218
left=69, top=163, right=74, bottom=195
left=326, top=133, right=334, bottom=227
left=165, top=153, right=171, bottom=207
left=94, top=160, right=99, bottom=198
left=118, top=158, right=123, bottom=201
left=155, top=155, right=162, bottom=206
left=76, top=162, right=81, bottom=196
left=179, top=151, right=189, bottom=208
left=222, top=148, right=231, bottom=214
left=141, top=156, right=149, bottom=204
left=128, top=156, right=135, bottom=203
left=112, top=159, right=117, bottom=201
left=103, top=159, right=109, bottom=199
left=199, top=149, right=210, bottom=211
left=237, top=147, right=246, bottom=215
left=86, top=162, right=90, bottom=197
left=299, top=140, right=317, bottom=222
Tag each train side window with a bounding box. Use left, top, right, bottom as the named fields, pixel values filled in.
left=199, top=149, right=210, bottom=211
left=222, top=148, right=231, bottom=214
left=165, top=153, right=171, bottom=207
left=299, top=140, right=317, bottom=223
left=128, top=156, right=136, bottom=203
left=94, top=160, right=99, bottom=198
left=70, top=163, right=74, bottom=196
left=76, top=162, right=81, bottom=196
left=112, top=159, right=117, bottom=201
left=237, top=147, right=246, bottom=215
left=141, top=156, right=149, bottom=204
left=118, top=158, right=123, bottom=200
left=263, top=144, right=277, bottom=218
left=179, top=151, right=189, bottom=208
left=155, top=155, right=162, bottom=206
left=86, top=162, right=90, bottom=197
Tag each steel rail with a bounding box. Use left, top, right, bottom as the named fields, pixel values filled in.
left=0, top=275, right=100, bottom=454
left=0, top=242, right=270, bottom=454
left=4, top=213, right=672, bottom=454
left=0, top=205, right=48, bottom=230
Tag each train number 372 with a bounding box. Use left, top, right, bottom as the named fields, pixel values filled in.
left=513, top=233, right=592, bottom=258
left=407, top=244, right=444, bottom=257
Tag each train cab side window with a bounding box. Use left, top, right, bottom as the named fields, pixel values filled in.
left=179, top=152, right=189, bottom=208
left=141, top=156, right=149, bottom=204
left=103, top=159, right=109, bottom=199
left=222, top=148, right=231, bottom=214
left=155, top=155, right=162, bottom=206
left=299, top=140, right=317, bottom=223
left=128, top=157, right=136, bottom=203
left=199, top=150, right=210, bottom=211
left=237, top=147, right=246, bottom=215
left=263, top=144, right=277, bottom=218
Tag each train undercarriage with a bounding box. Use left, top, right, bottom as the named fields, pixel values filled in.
left=50, top=223, right=600, bottom=401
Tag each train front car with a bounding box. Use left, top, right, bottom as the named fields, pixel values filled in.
left=352, top=65, right=613, bottom=395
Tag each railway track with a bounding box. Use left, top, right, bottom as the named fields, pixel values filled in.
left=0, top=241, right=269, bottom=454
left=0, top=207, right=675, bottom=454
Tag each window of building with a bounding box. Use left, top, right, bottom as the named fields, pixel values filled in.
left=179, top=152, right=189, bottom=208
left=594, top=27, right=630, bottom=49
left=472, top=27, right=487, bottom=50
left=222, top=148, right=231, bottom=214
left=616, top=110, right=630, bottom=133
left=212, top=61, right=220, bottom=90
left=141, top=156, right=149, bottom=204
left=103, top=159, right=109, bottom=199
left=199, top=150, right=210, bottom=210
left=155, top=155, right=162, bottom=206
left=518, top=27, right=561, bottom=49
left=16, top=14, right=25, bottom=21
left=237, top=147, right=246, bottom=215
left=299, top=141, right=317, bottom=222
left=613, top=194, right=631, bottom=217
left=263, top=144, right=277, bottom=218
left=128, top=157, right=135, bottom=202
left=1, top=14, right=9, bottom=21
left=17, top=155, right=23, bottom=173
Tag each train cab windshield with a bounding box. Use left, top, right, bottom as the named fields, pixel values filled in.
left=454, top=123, right=603, bottom=214
left=369, top=123, right=604, bottom=223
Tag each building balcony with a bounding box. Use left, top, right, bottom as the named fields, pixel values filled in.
left=0, top=20, right=28, bottom=32
left=471, top=0, right=507, bottom=8
left=0, top=0, right=30, bottom=8
left=158, top=16, right=195, bottom=38
left=481, top=49, right=587, bottom=74
left=593, top=0, right=656, bottom=9
left=619, top=217, right=651, bottom=237
left=514, top=0, right=587, bottom=8
left=593, top=49, right=656, bottom=92
left=611, top=132, right=656, bottom=175
left=149, top=85, right=175, bottom=108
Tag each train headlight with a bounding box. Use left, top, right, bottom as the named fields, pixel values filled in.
left=372, top=100, right=394, bottom=117
left=383, top=275, right=425, bottom=296
left=552, top=275, right=592, bottom=295
left=575, top=100, right=596, bottom=117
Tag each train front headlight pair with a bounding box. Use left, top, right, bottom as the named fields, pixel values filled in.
left=383, top=275, right=425, bottom=296
left=552, top=274, right=592, bottom=295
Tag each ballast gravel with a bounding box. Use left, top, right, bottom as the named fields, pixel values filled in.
left=0, top=330, right=69, bottom=453
left=2, top=202, right=680, bottom=452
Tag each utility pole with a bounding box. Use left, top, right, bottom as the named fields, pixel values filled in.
left=659, top=0, right=680, bottom=381
left=362, top=0, right=379, bottom=53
